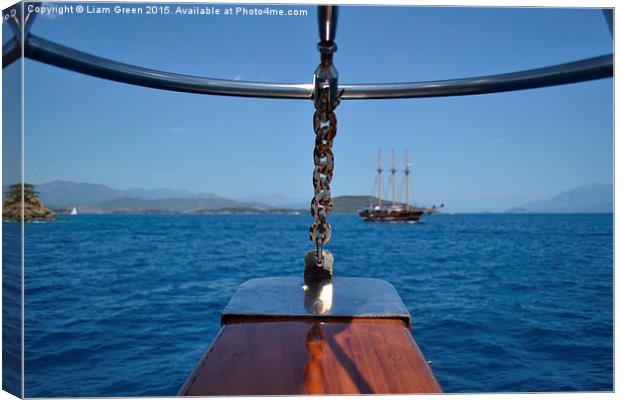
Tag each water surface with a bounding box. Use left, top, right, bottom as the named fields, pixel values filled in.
left=15, top=213, right=612, bottom=396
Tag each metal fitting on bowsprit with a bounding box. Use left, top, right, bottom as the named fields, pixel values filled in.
left=313, top=47, right=339, bottom=114
left=304, top=248, right=334, bottom=280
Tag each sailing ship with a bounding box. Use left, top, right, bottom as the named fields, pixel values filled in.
left=70, top=206, right=78, bottom=215
left=359, top=149, right=442, bottom=222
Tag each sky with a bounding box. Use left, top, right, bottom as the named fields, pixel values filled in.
left=2, top=4, right=614, bottom=211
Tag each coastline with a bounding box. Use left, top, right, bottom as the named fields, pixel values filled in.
left=38, top=210, right=615, bottom=217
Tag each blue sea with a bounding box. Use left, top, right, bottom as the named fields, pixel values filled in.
left=6, top=213, right=613, bottom=396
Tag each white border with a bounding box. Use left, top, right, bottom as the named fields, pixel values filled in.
left=0, top=1, right=615, bottom=400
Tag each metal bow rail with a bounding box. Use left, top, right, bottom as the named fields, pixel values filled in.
left=2, top=6, right=613, bottom=99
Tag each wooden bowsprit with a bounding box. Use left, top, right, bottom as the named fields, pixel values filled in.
left=178, top=278, right=441, bottom=395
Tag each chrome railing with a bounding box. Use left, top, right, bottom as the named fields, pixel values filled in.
left=3, top=6, right=614, bottom=100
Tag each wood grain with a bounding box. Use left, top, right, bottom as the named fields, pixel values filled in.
left=179, top=318, right=441, bottom=395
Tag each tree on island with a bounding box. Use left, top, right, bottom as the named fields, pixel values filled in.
left=6, top=183, right=37, bottom=202
left=2, top=183, right=55, bottom=222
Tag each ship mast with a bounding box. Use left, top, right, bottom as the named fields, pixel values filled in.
left=377, top=149, right=382, bottom=208
left=391, top=148, right=397, bottom=208
left=404, top=149, right=410, bottom=212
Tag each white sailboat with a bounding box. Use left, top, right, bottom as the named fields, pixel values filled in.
left=70, top=206, right=78, bottom=215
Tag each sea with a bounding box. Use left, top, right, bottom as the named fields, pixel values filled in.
left=3, top=213, right=613, bottom=396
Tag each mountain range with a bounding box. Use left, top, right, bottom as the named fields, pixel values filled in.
left=34, top=180, right=221, bottom=205
left=506, top=183, right=612, bottom=213
left=2, top=181, right=613, bottom=214
left=8, top=181, right=269, bottom=213
left=4, top=181, right=373, bottom=214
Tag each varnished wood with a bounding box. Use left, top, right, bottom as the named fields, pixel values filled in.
left=180, top=318, right=441, bottom=395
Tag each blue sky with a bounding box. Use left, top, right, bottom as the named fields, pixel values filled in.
left=4, top=4, right=613, bottom=211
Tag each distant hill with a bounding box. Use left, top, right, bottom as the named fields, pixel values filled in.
left=94, top=197, right=269, bottom=213
left=1, top=181, right=269, bottom=213
left=332, top=196, right=379, bottom=213
left=506, top=183, right=613, bottom=213
left=239, top=193, right=308, bottom=210
left=34, top=181, right=126, bottom=207
left=123, top=187, right=220, bottom=201
left=29, top=181, right=221, bottom=209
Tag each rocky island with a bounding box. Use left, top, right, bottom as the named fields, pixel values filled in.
left=3, top=184, right=56, bottom=222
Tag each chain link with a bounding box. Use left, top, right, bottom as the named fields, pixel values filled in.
left=309, top=61, right=340, bottom=264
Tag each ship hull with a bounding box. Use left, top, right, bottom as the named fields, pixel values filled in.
left=359, top=209, right=424, bottom=222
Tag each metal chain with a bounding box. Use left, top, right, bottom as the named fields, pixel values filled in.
left=309, top=48, right=340, bottom=266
